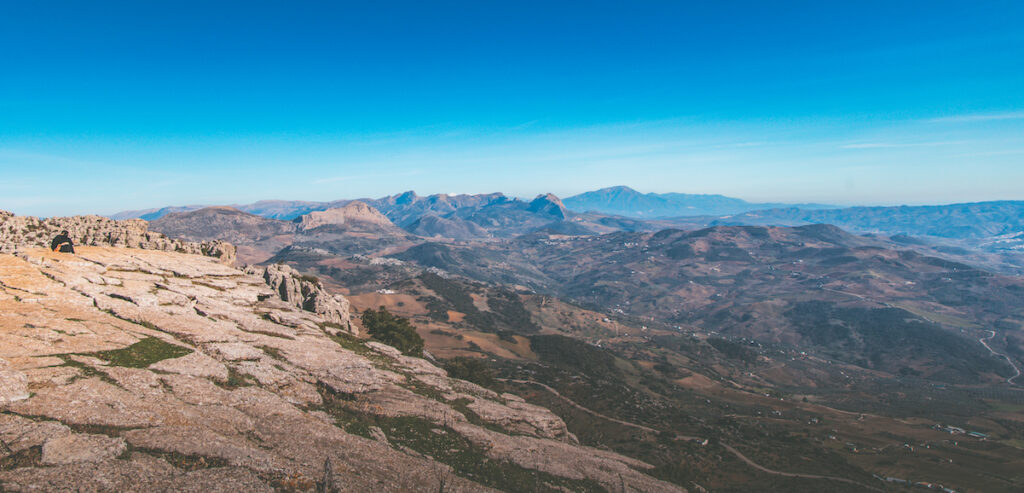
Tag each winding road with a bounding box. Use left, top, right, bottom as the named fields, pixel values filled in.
left=979, top=330, right=1022, bottom=385
left=502, top=378, right=884, bottom=491
left=824, top=287, right=1022, bottom=386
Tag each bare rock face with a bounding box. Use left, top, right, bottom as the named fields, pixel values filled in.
left=0, top=246, right=684, bottom=493
left=0, top=209, right=235, bottom=264
left=294, top=201, right=395, bottom=231
left=149, top=351, right=229, bottom=381
left=245, top=263, right=351, bottom=328
left=0, top=358, right=29, bottom=405
left=41, top=433, right=127, bottom=465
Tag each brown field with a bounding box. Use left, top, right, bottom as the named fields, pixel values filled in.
left=347, top=292, right=428, bottom=315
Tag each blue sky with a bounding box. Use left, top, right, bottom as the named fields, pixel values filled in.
left=2, top=1, right=1023, bottom=216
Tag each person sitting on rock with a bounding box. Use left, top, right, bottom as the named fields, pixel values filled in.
left=50, top=230, right=75, bottom=253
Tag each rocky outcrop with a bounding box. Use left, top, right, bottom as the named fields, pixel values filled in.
left=0, top=246, right=684, bottom=492
left=0, top=209, right=235, bottom=264
left=244, top=263, right=351, bottom=328
left=527, top=193, right=569, bottom=220
left=294, top=201, right=395, bottom=231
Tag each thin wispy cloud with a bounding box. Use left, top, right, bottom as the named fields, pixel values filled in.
left=926, top=111, right=1024, bottom=123
left=840, top=140, right=970, bottom=149
left=508, top=119, right=540, bottom=130
left=953, top=148, right=1024, bottom=158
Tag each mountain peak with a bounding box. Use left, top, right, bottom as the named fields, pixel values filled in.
left=394, top=190, right=419, bottom=204
left=598, top=185, right=642, bottom=194
left=528, top=193, right=568, bottom=219
left=295, top=201, right=394, bottom=230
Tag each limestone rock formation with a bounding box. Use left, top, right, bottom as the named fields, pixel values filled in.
left=294, top=201, right=395, bottom=231
left=527, top=193, right=569, bottom=220
left=0, top=209, right=235, bottom=264
left=244, top=263, right=351, bottom=328
left=0, top=246, right=683, bottom=492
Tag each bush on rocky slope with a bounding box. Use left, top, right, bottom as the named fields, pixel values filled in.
left=362, top=306, right=425, bottom=356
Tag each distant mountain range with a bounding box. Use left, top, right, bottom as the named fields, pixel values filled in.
left=111, top=186, right=833, bottom=222
left=561, top=185, right=835, bottom=217
left=96, top=187, right=1024, bottom=489
left=704, top=201, right=1024, bottom=240
left=115, top=187, right=1024, bottom=255
left=149, top=201, right=416, bottom=264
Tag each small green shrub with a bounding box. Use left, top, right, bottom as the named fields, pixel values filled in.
left=362, top=306, right=424, bottom=357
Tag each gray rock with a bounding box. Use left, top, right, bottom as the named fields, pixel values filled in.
left=245, top=263, right=352, bottom=329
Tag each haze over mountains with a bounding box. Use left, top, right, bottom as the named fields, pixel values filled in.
left=562, top=186, right=836, bottom=217
left=9, top=186, right=1024, bottom=491
left=120, top=186, right=1024, bottom=270
left=114, top=186, right=831, bottom=222
left=117, top=185, right=1024, bottom=491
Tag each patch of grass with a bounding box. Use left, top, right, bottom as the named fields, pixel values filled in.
left=327, top=332, right=396, bottom=371
left=319, top=389, right=605, bottom=492
left=241, top=328, right=295, bottom=340
left=56, top=355, right=119, bottom=386
left=91, top=337, right=192, bottom=368
left=257, top=345, right=286, bottom=361
left=446, top=397, right=506, bottom=434
left=64, top=422, right=137, bottom=437
left=65, top=317, right=86, bottom=322
left=403, top=378, right=445, bottom=401
left=214, top=366, right=257, bottom=390
left=328, top=332, right=373, bottom=356
left=0, top=446, right=42, bottom=470
left=134, top=448, right=229, bottom=471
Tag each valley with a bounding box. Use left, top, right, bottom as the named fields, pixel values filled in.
left=113, top=190, right=1024, bottom=492
left=7, top=189, right=1021, bottom=491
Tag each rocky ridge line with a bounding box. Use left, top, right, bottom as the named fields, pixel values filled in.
left=0, top=209, right=236, bottom=264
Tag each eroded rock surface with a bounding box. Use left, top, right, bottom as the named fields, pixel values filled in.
left=41, top=433, right=127, bottom=465
left=0, top=245, right=683, bottom=492
left=0, top=209, right=235, bottom=264
left=245, top=263, right=351, bottom=328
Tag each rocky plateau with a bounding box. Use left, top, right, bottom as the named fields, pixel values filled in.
left=0, top=211, right=682, bottom=491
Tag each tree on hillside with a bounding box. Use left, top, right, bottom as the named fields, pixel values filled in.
left=362, top=306, right=424, bottom=356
